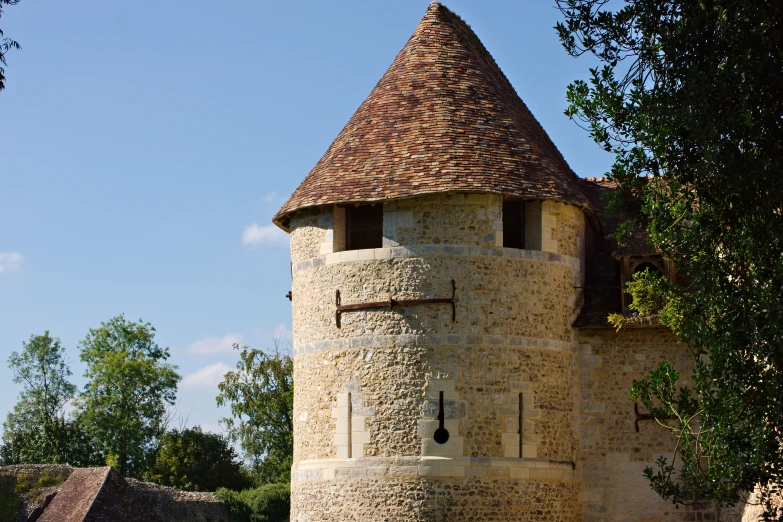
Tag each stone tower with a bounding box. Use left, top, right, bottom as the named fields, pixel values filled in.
left=273, top=3, right=728, bottom=522
left=274, top=3, right=586, bottom=520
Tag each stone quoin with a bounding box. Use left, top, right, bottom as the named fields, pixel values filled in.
left=274, top=3, right=744, bottom=521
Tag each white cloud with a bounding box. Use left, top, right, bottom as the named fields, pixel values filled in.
left=186, top=333, right=245, bottom=355
left=0, top=252, right=24, bottom=273
left=263, top=192, right=278, bottom=202
left=182, top=363, right=232, bottom=388
left=241, top=223, right=289, bottom=247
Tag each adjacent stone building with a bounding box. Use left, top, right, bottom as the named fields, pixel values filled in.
left=274, top=3, right=743, bottom=521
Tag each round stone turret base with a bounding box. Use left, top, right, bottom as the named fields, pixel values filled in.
left=291, top=457, right=578, bottom=521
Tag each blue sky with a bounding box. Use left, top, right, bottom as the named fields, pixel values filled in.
left=0, top=1, right=612, bottom=442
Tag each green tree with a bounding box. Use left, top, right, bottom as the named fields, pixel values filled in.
left=145, top=426, right=247, bottom=492
left=2, top=332, right=77, bottom=464
left=217, top=344, right=293, bottom=484
left=0, top=0, right=21, bottom=91
left=77, top=315, right=180, bottom=478
left=557, top=0, right=783, bottom=517
left=0, top=420, right=102, bottom=467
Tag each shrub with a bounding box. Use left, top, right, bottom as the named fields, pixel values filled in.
left=215, top=483, right=290, bottom=522
left=13, top=474, right=31, bottom=495
left=0, top=491, right=19, bottom=522
left=37, top=469, right=63, bottom=488
left=214, top=488, right=249, bottom=521
left=0, top=475, right=19, bottom=522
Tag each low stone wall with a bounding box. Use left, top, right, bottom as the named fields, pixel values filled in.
left=0, top=465, right=73, bottom=483
left=126, top=479, right=229, bottom=522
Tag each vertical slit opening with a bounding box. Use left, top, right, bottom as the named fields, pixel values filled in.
left=347, top=392, right=352, bottom=458
left=434, top=391, right=450, bottom=444
left=519, top=392, right=524, bottom=458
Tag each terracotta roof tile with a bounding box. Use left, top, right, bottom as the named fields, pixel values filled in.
left=274, top=2, right=588, bottom=228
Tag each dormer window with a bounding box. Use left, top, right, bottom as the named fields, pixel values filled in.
left=502, top=199, right=526, bottom=249
left=346, top=205, right=383, bottom=251
left=618, top=255, right=671, bottom=313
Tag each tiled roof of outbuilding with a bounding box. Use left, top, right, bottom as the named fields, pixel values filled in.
left=274, top=2, right=589, bottom=228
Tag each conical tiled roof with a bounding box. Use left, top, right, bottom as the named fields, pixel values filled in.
left=274, top=2, right=588, bottom=228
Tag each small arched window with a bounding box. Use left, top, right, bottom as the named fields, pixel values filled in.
left=633, top=262, right=663, bottom=277
left=618, top=256, right=669, bottom=314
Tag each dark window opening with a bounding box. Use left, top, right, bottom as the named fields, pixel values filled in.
left=633, top=262, right=662, bottom=277
left=347, top=205, right=383, bottom=250
left=503, top=199, right=525, bottom=249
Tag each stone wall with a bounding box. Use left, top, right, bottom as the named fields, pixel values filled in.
left=575, top=328, right=723, bottom=522
left=291, top=477, right=579, bottom=522
left=289, top=207, right=327, bottom=263
left=291, top=249, right=582, bottom=348
left=293, top=342, right=576, bottom=462
left=0, top=464, right=73, bottom=484
left=543, top=200, right=585, bottom=259
left=524, top=200, right=585, bottom=259
left=126, top=479, right=229, bottom=522
left=389, top=194, right=503, bottom=248
left=572, top=325, right=781, bottom=522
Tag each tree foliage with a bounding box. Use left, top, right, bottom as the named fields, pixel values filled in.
left=216, top=344, right=293, bottom=484
left=2, top=332, right=78, bottom=464
left=0, top=421, right=102, bottom=467
left=77, top=315, right=180, bottom=478
left=608, top=268, right=682, bottom=331
left=557, top=0, right=783, bottom=517
left=0, top=0, right=21, bottom=91
left=145, top=426, right=247, bottom=492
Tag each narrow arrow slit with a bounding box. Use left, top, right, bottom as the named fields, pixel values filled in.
left=519, top=392, right=524, bottom=458
left=434, top=391, right=450, bottom=444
